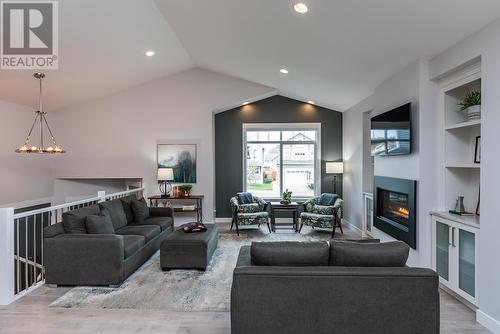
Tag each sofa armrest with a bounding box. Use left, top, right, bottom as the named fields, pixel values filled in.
left=44, top=234, right=124, bottom=286
left=149, top=206, right=174, bottom=218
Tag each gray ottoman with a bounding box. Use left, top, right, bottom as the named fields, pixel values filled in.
left=160, top=224, right=218, bottom=271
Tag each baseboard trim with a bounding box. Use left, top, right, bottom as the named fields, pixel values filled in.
left=477, top=309, right=500, bottom=333
left=342, top=219, right=363, bottom=236
left=215, top=217, right=232, bottom=223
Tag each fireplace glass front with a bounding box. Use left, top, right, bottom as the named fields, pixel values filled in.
left=378, top=189, right=410, bottom=227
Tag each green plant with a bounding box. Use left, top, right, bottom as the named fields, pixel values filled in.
left=178, top=184, right=192, bottom=192
left=458, top=90, right=481, bottom=111
left=282, top=189, right=292, bottom=203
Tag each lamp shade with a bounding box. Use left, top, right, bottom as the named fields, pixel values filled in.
left=157, top=168, right=174, bottom=181
left=326, top=162, right=343, bottom=174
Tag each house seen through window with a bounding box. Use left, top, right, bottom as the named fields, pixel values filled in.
left=243, top=124, right=320, bottom=199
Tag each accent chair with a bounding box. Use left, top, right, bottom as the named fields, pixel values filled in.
left=299, top=193, right=344, bottom=238
left=230, top=194, right=271, bottom=236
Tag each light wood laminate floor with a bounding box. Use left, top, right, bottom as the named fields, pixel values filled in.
left=0, top=225, right=491, bottom=334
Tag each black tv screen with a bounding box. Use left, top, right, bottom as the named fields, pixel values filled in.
left=371, top=103, right=411, bottom=156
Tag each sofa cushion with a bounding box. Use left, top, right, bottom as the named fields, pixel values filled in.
left=115, top=225, right=161, bottom=243
left=329, top=240, right=409, bottom=267
left=62, top=205, right=100, bottom=234
left=132, top=216, right=173, bottom=232
left=120, top=195, right=137, bottom=223
left=312, top=204, right=334, bottom=215
left=122, top=235, right=145, bottom=258
left=251, top=241, right=330, bottom=266
left=99, top=199, right=128, bottom=230
left=131, top=198, right=150, bottom=223
left=85, top=214, right=115, bottom=234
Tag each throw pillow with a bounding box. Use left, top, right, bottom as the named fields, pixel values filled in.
left=85, top=214, right=115, bottom=234
left=61, top=205, right=100, bottom=234
left=329, top=240, right=409, bottom=267
left=236, top=192, right=253, bottom=204
left=131, top=198, right=150, bottom=223
left=99, top=199, right=128, bottom=230
left=318, top=193, right=339, bottom=206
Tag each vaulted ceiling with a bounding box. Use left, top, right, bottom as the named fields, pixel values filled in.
left=1, top=0, right=500, bottom=111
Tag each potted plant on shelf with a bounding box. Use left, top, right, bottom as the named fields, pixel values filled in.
left=281, top=189, right=292, bottom=205
left=458, top=90, right=481, bottom=120
left=178, top=184, right=193, bottom=197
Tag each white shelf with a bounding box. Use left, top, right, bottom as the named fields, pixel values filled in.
left=431, top=211, right=480, bottom=229
left=445, top=119, right=481, bottom=131
left=445, top=163, right=480, bottom=169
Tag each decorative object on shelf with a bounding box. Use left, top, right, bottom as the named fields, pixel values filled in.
left=326, top=161, right=344, bottom=194
left=449, top=196, right=474, bottom=216
left=16, top=73, right=65, bottom=154
left=281, top=189, right=292, bottom=205
left=178, top=184, right=193, bottom=197
left=157, top=144, right=197, bottom=183
left=474, top=136, right=481, bottom=164
left=458, top=90, right=481, bottom=120
left=476, top=188, right=480, bottom=216
left=157, top=167, right=174, bottom=197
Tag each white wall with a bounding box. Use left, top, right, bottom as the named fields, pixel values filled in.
left=430, top=19, right=500, bottom=333
left=50, top=68, right=275, bottom=222
left=0, top=100, right=54, bottom=207
left=344, top=61, right=429, bottom=266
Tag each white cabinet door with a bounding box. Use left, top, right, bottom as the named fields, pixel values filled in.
left=363, top=193, right=374, bottom=237
left=431, top=215, right=478, bottom=305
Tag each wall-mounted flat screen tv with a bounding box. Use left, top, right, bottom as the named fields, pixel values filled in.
left=371, top=103, right=411, bottom=156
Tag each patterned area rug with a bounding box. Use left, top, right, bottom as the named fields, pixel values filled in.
left=49, top=225, right=357, bottom=311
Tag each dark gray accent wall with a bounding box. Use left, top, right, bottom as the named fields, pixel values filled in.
left=214, top=95, right=343, bottom=218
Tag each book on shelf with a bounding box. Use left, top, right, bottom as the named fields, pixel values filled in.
left=449, top=210, right=475, bottom=216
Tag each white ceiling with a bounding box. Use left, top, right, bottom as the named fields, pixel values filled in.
left=0, top=0, right=193, bottom=111
left=1, top=0, right=500, bottom=112
left=155, top=0, right=500, bottom=111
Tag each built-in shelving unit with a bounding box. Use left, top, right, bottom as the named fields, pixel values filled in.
left=430, top=61, right=481, bottom=307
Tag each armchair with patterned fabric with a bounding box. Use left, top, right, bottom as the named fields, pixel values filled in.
left=230, top=193, right=271, bottom=236
left=299, top=193, right=344, bottom=238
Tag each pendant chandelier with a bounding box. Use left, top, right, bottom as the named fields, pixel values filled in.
left=15, top=73, right=65, bottom=154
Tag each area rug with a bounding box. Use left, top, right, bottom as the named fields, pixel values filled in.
left=49, top=226, right=354, bottom=311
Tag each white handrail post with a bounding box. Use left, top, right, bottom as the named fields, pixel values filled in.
left=0, top=208, right=15, bottom=305
left=97, top=190, right=106, bottom=203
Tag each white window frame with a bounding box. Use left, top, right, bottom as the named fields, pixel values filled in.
left=242, top=123, right=321, bottom=200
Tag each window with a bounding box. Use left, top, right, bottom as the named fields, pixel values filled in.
left=243, top=124, right=320, bottom=199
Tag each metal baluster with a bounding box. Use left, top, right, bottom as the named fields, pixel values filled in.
left=16, top=218, right=20, bottom=294
left=33, top=215, right=37, bottom=285
left=25, top=218, right=28, bottom=292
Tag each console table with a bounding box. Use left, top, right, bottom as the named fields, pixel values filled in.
left=270, top=202, right=299, bottom=232
left=148, top=195, right=204, bottom=223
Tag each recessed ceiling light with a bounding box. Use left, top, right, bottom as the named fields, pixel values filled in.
left=307, top=100, right=315, bottom=104
left=280, top=68, right=289, bottom=74
left=294, top=3, right=308, bottom=14
left=145, top=50, right=155, bottom=57
left=242, top=101, right=250, bottom=105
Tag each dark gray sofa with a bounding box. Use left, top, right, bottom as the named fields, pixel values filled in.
left=231, top=241, right=440, bottom=334
left=44, top=195, right=174, bottom=286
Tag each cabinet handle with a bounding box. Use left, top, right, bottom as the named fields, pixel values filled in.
left=449, top=227, right=452, bottom=246
left=452, top=227, right=456, bottom=247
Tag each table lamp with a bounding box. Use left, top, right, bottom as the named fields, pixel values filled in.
left=157, top=168, right=174, bottom=197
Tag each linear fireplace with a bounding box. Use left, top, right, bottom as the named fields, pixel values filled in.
left=374, top=176, right=417, bottom=249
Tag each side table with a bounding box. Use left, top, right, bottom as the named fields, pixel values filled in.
left=148, top=195, right=204, bottom=223
left=270, top=202, right=300, bottom=232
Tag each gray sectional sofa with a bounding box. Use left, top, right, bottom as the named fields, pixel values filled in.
left=231, top=241, right=440, bottom=334
left=44, top=195, right=174, bottom=286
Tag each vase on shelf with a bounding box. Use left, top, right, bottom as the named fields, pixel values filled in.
left=465, top=105, right=481, bottom=120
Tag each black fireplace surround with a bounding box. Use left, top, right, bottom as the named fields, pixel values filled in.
left=374, top=176, right=417, bottom=249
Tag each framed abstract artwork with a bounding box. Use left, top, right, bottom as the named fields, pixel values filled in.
left=157, top=144, right=197, bottom=183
